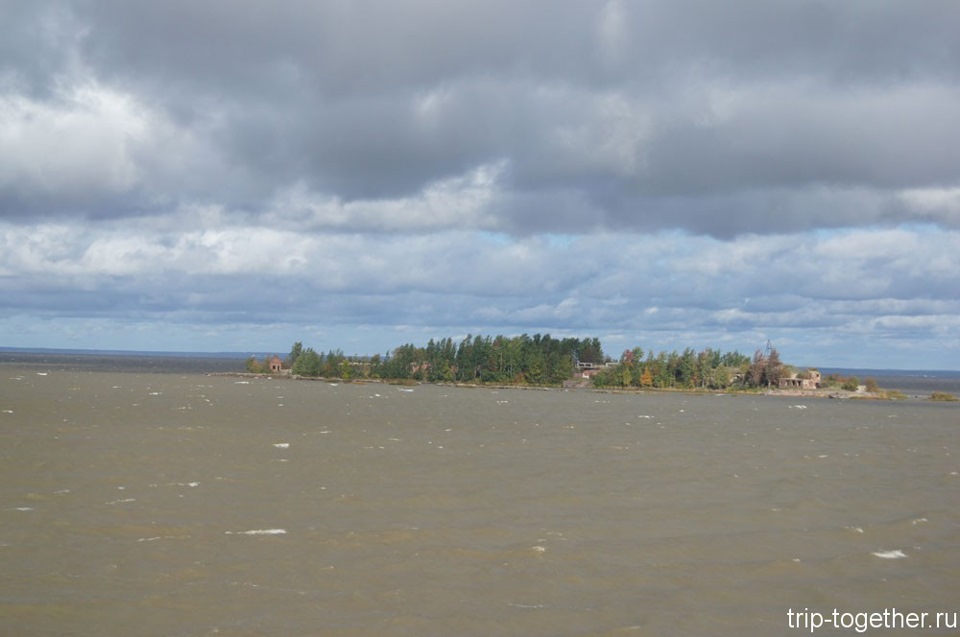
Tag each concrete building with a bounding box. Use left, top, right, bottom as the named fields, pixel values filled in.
left=778, top=370, right=821, bottom=390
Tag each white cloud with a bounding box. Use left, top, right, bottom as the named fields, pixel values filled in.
left=0, top=82, right=145, bottom=200
left=549, top=90, right=651, bottom=177
left=595, top=0, right=628, bottom=68
left=266, top=161, right=506, bottom=233
left=898, top=187, right=960, bottom=224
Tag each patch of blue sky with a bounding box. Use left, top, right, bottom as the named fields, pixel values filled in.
left=807, top=221, right=945, bottom=240
left=544, top=233, right=578, bottom=248
left=476, top=231, right=578, bottom=249
left=476, top=231, right=512, bottom=246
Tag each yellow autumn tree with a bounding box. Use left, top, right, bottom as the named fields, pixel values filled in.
left=640, top=367, right=653, bottom=387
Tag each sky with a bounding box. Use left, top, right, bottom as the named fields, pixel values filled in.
left=1, top=1, right=959, bottom=369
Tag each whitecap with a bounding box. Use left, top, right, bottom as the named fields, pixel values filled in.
left=273, top=443, right=290, bottom=449
left=872, top=549, right=907, bottom=559
left=226, top=529, right=287, bottom=535
left=234, top=381, right=250, bottom=385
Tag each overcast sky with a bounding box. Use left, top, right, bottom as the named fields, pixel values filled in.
left=2, top=1, right=959, bottom=369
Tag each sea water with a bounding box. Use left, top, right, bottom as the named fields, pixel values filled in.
left=1, top=366, right=957, bottom=636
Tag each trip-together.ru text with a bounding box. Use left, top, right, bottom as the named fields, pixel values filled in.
left=787, top=607, right=958, bottom=633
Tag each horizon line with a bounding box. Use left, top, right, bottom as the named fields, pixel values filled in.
left=2, top=345, right=958, bottom=376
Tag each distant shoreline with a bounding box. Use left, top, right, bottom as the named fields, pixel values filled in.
left=0, top=346, right=252, bottom=359
left=3, top=350, right=959, bottom=397
left=3, top=347, right=959, bottom=376
left=0, top=350, right=246, bottom=374
left=208, top=370, right=958, bottom=402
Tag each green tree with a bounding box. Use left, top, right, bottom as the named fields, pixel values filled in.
left=368, top=353, right=383, bottom=378
left=592, top=366, right=617, bottom=388
left=677, top=348, right=697, bottom=387
left=245, top=356, right=265, bottom=373
left=279, top=336, right=804, bottom=393
left=291, top=348, right=322, bottom=377
left=748, top=350, right=766, bottom=388
left=385, top=343, right=418, bottom=379
left=721, top=350, right=750, bottom=368
left=652, top=351, right=671, bottom=388
left=320, top=349, right=344, bottom=377
left=579, top=337, right=604, bottom=364
left=620, top=365, right=632, bottom=388
left=708, top=365, right=730, bottom=389
left=764, top=348, right=784, bottom=387
left=286, top=341, right=303, bottom=368
left=455, top=336, right=475, bottom=382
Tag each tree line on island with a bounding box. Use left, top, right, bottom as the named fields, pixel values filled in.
left=245, top=334, right=834, bottom=391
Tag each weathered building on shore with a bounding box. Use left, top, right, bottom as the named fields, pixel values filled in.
left=778, top=370, right=821, bottom=390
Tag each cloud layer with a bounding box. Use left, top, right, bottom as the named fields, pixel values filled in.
left=2, top=1, right=959, bottom=367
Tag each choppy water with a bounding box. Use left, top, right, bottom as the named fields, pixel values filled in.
left=1, top=368, right=958, bottom=636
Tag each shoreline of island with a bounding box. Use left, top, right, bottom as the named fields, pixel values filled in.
left=207, top=370, right=960, bottom=402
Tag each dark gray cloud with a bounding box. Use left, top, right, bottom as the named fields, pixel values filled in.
left=3, top=0, right=959, bottom=233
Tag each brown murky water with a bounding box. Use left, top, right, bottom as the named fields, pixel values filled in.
left=1, top=369, right=958, bottom=636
